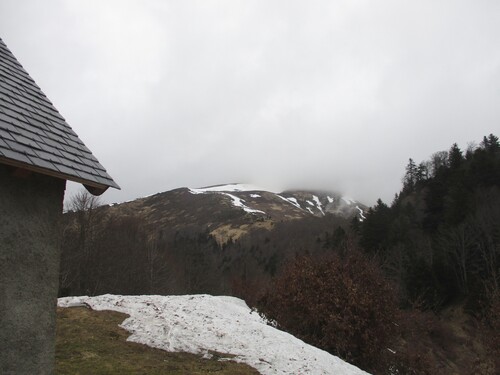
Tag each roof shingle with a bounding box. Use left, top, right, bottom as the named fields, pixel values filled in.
left=0, top=37, right=119, bottom=195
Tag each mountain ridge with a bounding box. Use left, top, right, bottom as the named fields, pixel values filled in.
left=60, top=182, right=364, bottom=297
left=104, top=183, right=366, bottom=246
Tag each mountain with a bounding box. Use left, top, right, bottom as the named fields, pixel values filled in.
left=106, top=183, right=366, bottom=246
left=188, top=183, right=365, bottom=219
left=60, top=183, right=366, bottom=297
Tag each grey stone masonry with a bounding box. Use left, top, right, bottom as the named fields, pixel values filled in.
left=0, top=164, right=65, bottom=375
left=0, top=37, right=119, bottom=193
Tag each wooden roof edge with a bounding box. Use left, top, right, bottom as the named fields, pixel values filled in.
left=0, top=156, right=120, bottom=196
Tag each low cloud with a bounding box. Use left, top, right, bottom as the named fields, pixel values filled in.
left=1, top=0, right=499, bottom=206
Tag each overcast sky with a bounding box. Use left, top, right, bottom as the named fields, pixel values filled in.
left=1, top=1, right=499, bottom=206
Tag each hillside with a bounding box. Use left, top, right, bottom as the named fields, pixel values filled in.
left=104, top=183, right=365, bottom=245
left=58, top=294, right=369, bottom=375
left=358, top=134, right=500, bottom=311
left=55, top=305, right=258, bottom=374
left=59, top=184, right=365, bottom=297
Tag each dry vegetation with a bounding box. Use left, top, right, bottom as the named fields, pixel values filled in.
left=55, top=307, right=259, bottom=375
left=254, top=250, right=498, bottom=375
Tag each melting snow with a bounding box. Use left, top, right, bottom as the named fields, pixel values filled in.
left=222, top=193, right=265, bottom=214
left=312, top=195, right=325, bottom=216
left=327, top=196, right=334, bottom=204
left=187, top=184, right=265, bottom=214
left=286, top=197, right=300, bottom=207
left=189, top=184, right=271, bottom=194
left=58, top=295, right=368, bottom=375
left=356, top=206, right=366, bottom=221
left=276, top=195, right=302, bottom=210
left=250, top=194, right=261, bottom=198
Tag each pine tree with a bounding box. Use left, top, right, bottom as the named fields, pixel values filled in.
left=416, top=162, right=429, bottom=183
left=403, top=158, right=418, bottom=191
left=448, top=143, right=463, bottom=170
left=480, top=133, right=500, bottom=152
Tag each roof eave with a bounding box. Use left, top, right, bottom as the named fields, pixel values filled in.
left=0, top=157, right=120, bottom=196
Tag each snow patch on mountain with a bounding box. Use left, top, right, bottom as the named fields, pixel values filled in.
left=222, top=193, right=265, bottom=215
left=276, top=195, right=303, bottom=210
left=287, top=197, right=300, bottom=207
left=313, top=195, right=325, bottom=216
left=187, top=183, right=365, bottom=220
left=189, top=183, right=272, bottom=194
left=356, top=206, right=366, bottom=221
left=58, top=294, right=368, bottom=375
left=189, top=184, right=266, bottom=215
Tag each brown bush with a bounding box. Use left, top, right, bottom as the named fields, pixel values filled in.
left=257, top=250, right=399, bottom=373
left=478, top=291, right=500, bottom=373
left=390, top=309, right=442, bottom=375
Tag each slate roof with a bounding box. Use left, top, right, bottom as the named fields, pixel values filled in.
left=0, top=37, right=119, bottom=195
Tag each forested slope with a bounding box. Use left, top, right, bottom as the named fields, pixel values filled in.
left=358, top=134, right=500, bottom=311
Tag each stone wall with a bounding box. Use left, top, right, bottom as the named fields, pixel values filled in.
left=0, top=164, right=66, bottom=375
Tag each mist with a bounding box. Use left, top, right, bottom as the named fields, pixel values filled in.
left=1, top=0, right=499, bottom=206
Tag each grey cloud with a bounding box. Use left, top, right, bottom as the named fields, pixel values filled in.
left=1, top=0, right=499, bottom=206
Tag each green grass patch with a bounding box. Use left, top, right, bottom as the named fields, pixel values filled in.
left=56, top=307, right=259, bottom=375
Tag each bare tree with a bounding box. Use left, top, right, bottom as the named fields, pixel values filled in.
left=145, top=234, right=170, bottom=293
left=472, top=188, right=500, bottom=296
left=429, top=151, right=449, bottom=177
left=440, top=222, right=476, bottom=294
left=61, top=189, right=103, bottom=295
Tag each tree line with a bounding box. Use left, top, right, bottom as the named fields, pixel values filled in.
left=255, top=134, right=499, bottom=374
left=358, top=134, right=499, bottom=311
left=59, top=192, right=351, bottom=297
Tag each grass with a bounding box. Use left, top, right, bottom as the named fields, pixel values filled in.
left=55, top=307, right=259, bottom=375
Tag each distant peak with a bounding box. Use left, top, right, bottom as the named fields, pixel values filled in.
left=189, top=183, right=278, bottom=194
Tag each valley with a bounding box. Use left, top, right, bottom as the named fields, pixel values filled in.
left=59, top=184, right=362, bottom=297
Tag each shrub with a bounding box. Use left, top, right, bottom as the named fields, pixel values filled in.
left=478, top=291, right=500, bottom=373
left=257, top=250, right=399, bottom=373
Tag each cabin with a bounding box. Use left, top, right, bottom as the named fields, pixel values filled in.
left=0, top=37, right=119, bottom=374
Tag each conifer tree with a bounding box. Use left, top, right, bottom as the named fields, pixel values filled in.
left=448, top=143, right=463, bottom=170
left=403, top=158, right=417, bottom=191
left=481, top=133, right=500, bottom=152
left=416, top=162, right=429, bottom=183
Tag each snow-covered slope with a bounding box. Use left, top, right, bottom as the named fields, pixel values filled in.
left=59, top=294, right=369, bottom=375
left=188, top=183, right=366, bottom=220
left=189, top=183, right=275, bottom=194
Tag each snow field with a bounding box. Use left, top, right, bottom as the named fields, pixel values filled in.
left=189, top=184, right=272, bottom=194
left=58, top=294, right=369, bottom=375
